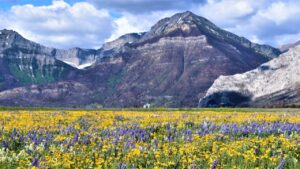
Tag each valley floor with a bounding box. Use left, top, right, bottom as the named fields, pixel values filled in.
left=0, top=109, right=299, bottom=168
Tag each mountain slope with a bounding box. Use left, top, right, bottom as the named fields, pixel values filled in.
left=0, top=29, right=78, bottom=91
left=135, top=12, right=279, bottom=59
left=0, top=11, right=281, bottom=107
left=100, top=11, right=280, bottom=107
left=199, top=44, right=300, bottom=107
left=52, top=33, right=145, bottom=69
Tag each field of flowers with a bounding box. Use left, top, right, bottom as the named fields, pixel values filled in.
left=0, top=110, right=300, bottom=168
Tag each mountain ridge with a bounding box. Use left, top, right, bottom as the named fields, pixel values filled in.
left=0, top=11, right=282, bottom=108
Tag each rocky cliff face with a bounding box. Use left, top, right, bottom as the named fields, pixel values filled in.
left=54, top=48, right=98, bottom=69
left=0, top=11, right=281, bottom=108
left=0, top=29, right=78, bottom=91
left=53, top=33, right=145, bottom=69
left=199, top=44, right=300, bottom=107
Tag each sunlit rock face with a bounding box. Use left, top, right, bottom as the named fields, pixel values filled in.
left=199, top=44, right=300, bottom=108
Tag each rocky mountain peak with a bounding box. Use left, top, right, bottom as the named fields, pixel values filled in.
left=0, top=29, right=20, bottom=37
left=149, top=11, right=211, bottom=32
left=0, top=29, right=56, bottom=58
left=0, top=29, right=24, bottom=48
left=138, top=11, right=207, bottom=42
left=173, top=11, right=213, bottom=26
left=135, top=12, right=280, bottom=60
left=0, top=29, right=34, bottom=45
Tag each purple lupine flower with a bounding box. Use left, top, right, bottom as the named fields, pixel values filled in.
left=31, top=157, right=40, bottom=167
left=115, top=115, right=124, bottom=121
left=113, top=137, right=119, bottom=146
left=1, top=140, right=9, bottom=149
left=119, top=163, right=126, bottom=169
left=276, top=159, right=285, bottom=169
left=153, top=139, right=158, bottom=148
left=184, top=129, right=193, bottom=142
left=73, top=132, right=79, bottom=142
left=82, top=135, right=91, bottom=145
left=210, top=159, right=218, bottom=169
left=124, top=140, right=131, bottom=151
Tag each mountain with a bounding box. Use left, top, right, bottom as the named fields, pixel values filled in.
left=199, top=43, right=300, bottom=108
left=0, top=29, right=78, bottom=91
left=100, top=11, right=280, bottom=107
left=0, top=11, right=281, bottom=108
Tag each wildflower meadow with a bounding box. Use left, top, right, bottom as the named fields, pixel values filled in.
left=0, top=110, right=299, bottom=168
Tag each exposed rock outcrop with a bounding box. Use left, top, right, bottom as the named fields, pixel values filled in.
left=199, top=44, right=300, bottom=107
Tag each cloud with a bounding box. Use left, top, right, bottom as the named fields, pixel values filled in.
left=215, top=0, right=300, bottom=46
left=1, top=0, right=300, bottom=48
left=0, top=0, right=114, bottom=49
left=107, top=10, right=178, bottom=42
left=89, top=0, right=205, bottom=13
left=197, top=0, right=258, bottom=27
left=95, top=0, right=300, bottom=47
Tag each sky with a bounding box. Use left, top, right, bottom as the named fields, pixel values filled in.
left=0, top=0, right=300, bottom=49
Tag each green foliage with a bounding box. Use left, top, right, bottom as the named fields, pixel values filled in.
left=4, top=57, right=70, bottom=85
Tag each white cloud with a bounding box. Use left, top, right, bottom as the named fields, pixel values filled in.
left=230, top=1, right=300, bottom=46
left=107, top=11, right=177, bottom=42
left=198, top=0, right=256, bottom=27
left=0, top=0, right=114, bottom=49
left=192, top=0, right=300, bottom=47
left=258, top=2, right=300, bottom=25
